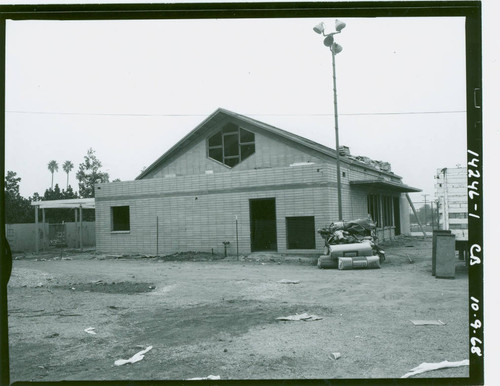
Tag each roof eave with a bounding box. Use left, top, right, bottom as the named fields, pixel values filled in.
left=350, top=179, right=421, bottom=193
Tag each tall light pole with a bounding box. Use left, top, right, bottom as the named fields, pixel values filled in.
left=314, top=19, right=346, bottom=221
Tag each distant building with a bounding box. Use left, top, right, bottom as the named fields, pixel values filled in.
left=434, top=167, right=468, bottom=242
left=95, top=108, right=420, bottom=255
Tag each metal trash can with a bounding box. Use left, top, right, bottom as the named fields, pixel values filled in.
left=432, top=230, right=452, bottom=276
left=434, top=232, right=456, bottom=279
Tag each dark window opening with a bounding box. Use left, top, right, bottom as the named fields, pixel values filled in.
left=208, top=147, right=223, bottom=162
left=223, top=134, right=239, bottom=156
left=241, top=143, right=255, bottom=161
left=367, top=194, right=395, bottom=227
left=382, top=196, right=394, bottom=226
left=208, top=125, right=255, bottom=167
left=208, top=132, right=222, bottom=146
left=367, top=194, right=380, bottom=225
left=223, top=123, right=238, bottom=134
left=393, top=197, right=401, bottom=235
left=286, top=216, right=315, bottom=249
left=449, top=212, right=467, bottom=219
left=112, top=206, right=130, bottom=231
left=449, top=223, right=468, bottom=230
left=224, top=157, right=240, bottom=168
left=240, top=128, right=254, bottom=143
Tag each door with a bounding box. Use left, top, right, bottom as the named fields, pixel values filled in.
left=249, top=198, right=277, bottom=252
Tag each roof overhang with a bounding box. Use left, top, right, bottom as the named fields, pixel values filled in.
left=30, top=198, right=95, bottom=209
left=350, top=179, right=421, bottom=193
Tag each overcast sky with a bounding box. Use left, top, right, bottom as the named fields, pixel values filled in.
left=5, top=13, right=467, bottom=204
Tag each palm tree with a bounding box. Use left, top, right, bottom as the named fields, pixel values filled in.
left=47, top=160, right=58, bottom=189
left=62, top=160, right=74, bottom=189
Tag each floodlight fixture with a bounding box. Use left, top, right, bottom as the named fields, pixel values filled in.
left=335, top=19, right=346, bottom=32
left=323, top=34, right=334, bottom=47
left=323, top=38, right=343, bottom=54
left=313, top=22, right=325, bottom=35
left=332, top=42, right=343, bottom=54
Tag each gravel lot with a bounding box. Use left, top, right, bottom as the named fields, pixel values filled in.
left=7, top=236, right=469, bottom=382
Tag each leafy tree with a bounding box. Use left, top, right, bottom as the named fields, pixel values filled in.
left=30, top=192, right=42, bottom=202
left=4, top=171, right=33, bottom=223
left=410, top=203, right=437, bottom=228
left=42, top=184, right=82, bottom=223
left=5, top=170, right=21, bottom=196
left=76, top=148, right=110, bottom=198
left=62, top=160, right=74, bottom=189
left=48, top=160, right=58, bottom=189
left=43, top=184, right=79, bottom=201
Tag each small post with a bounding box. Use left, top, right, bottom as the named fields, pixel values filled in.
left=35, top=205, right=39, bottom=253
left=156, top=216, right=159, bottom=256
left=42, top=208, right=46, bottom=251
left=74, top=208, right=78, bottom=248
left=79, top=205, right=83, bottom=251
left=235, top=215, right=239, bottom=258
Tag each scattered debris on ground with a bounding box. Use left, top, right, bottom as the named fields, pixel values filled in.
left=276, top=313, right=322, bottom=322
left=410, top=320, right=446, bottom=326
left=157, top=251, right=225, bottom=262
left=114, top=346, right=153, bottom=366
left=188, top=375, right=221, bottom=380
left=84, top=327, right=96, bottom=335
left=329, top=352, right=341, bottom=360
left=277, top=279, right=300, bottom=284
left=108, top=305, right=127, bottom=310
left=401, top=359, right=469, bottom=378
left=55, top=281, right=156, bottom=294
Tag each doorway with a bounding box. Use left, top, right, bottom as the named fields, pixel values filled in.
left=249, top=198, right=277, bottom=252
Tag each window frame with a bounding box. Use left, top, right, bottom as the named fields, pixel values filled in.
left=111, top=205, right=130, bottom=232
left=207, top=125, right=255, bottom=167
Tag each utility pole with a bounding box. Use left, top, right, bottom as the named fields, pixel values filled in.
left=422, top=194, right=429, bottom=228
left=436, top=200, right=440, bottom=229
left=430, top=201, right=435, bottom=230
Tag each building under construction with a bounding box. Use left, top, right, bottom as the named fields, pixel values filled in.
left=94, top=108, right=421, bottom=255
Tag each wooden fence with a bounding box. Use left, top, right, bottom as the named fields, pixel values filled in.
left=5, top=222, right=95, bottom=252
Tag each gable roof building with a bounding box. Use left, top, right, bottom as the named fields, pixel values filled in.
left=95, top=108, right=420, bottom=255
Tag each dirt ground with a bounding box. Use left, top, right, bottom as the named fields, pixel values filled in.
left=7, top=236, right=470, bottom=382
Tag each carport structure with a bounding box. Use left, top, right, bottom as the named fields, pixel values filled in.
left=31, top=198, right=95, bottom=253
